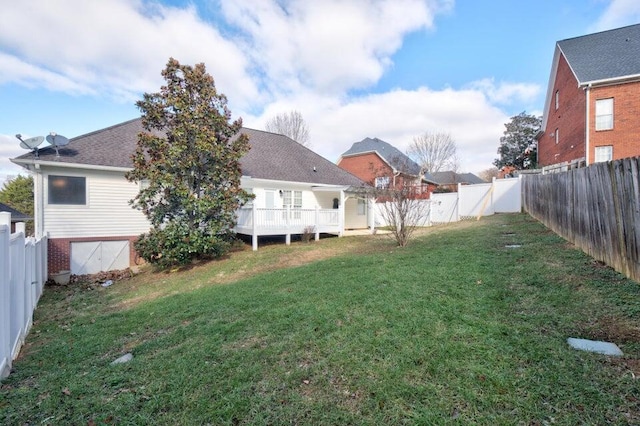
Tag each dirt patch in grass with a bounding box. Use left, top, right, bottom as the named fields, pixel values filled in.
left=577, top=315, right=640, bottom=344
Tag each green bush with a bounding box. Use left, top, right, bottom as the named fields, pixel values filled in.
left=135, top=222, right=232, bottom=269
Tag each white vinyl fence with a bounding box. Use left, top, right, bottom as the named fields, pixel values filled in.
left=374, top=177, right=522, bottom=226
left=0, top=212, right=47, bottom=380
left=432, top=176, right=522, bottom=223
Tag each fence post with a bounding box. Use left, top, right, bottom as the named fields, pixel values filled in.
left=314, top=206, right=320, bottom=241
left=285, top=206, right=291, bottom=245
left=0, top=212, right=11, bottom=379
left=456, top=183, right=462, bottom=222
left=252, top=203, right=258, bottom=251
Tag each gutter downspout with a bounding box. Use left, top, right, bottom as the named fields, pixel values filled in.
left=585, top=84, right=591, bottom=166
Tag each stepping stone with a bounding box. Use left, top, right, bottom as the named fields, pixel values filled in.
left=504, top=244, right=522, bottom=248
left=111, top=353, right=134, bottom=365
left=567, top=338, right=623, bottom=356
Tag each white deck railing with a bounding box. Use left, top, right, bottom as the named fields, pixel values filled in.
left=235, top=206, right=342, bottom=250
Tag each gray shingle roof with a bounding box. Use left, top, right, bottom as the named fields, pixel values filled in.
left=431, top=171, right=485, bottom=185
left=13, top=118, right=365, bottom=187
left=558, top=23, right=640, bottom=84
left=341, top=137, right=422, bottom=176
left=0, top=202, right=31, bottom=221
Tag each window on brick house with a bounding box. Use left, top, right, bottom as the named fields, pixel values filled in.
left=594, top=146, right=613, bottom=163
left=555, top=90, right=559, bottom=110
left=595, top=98, right=614, bottom=130
left=555, top=128, right=559, bottom=145
left=375, top=176, right=390, bottom=189
left=48, top=175, right=86, bottom=205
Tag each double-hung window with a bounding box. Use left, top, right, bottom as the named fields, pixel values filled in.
left=282, top=190, right=302, bottom=219
left=594, top=146, right=613, bottom=163
left=595, top=98, right=614, bottom=130
left=375, top=176, right=390, bottom=189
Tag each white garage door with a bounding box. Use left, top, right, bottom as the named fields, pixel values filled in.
left=71, top=240, right=130, bottom=275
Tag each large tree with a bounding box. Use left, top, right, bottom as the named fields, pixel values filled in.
left=264, top=110, right=310, bottom=147
left=494, top=112, right=541, bottom=169
left=125, top=58, right=251, bottom=268
left=0, top=175, right=33, bottom=217
left=407, top=131, right=459, bottom=174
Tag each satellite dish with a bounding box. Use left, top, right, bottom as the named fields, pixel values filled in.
left=46, top=133, right=70, bottom=158
left=16, top=134, right=44, bottom=158
left=46, top=133, right=69, bottom=147
left=19, top=136, right=44, bottom=150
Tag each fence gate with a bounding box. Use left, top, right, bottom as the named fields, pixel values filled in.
left=71, top=240, right=129, bottom=275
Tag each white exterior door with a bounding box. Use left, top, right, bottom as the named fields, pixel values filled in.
left=71, top=240, right=129, bottom=275
left=265, top=190, right=275, bottom=221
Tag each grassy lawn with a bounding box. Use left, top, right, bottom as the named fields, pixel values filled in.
left=1, top=213, right=639, bottom=424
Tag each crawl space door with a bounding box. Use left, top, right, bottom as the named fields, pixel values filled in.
left=70, top=240, right=129, bottom=275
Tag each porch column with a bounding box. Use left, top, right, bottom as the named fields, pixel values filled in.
left=252, top=203, right=258, bottom=251
left=339, top=190, right=345, bottom=237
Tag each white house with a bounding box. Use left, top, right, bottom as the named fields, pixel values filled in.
left=12, top=118, right=373, bottom=275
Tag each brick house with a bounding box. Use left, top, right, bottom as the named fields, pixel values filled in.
left=538, top=24, right=640, bottom=169
left=337, top=137, right=437, bottom=199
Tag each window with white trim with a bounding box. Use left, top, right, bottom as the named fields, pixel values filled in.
left=375, top=176, right=390, bottom=189
left=48, top=175, right=86, bottom=205
left=595, top=98, right=614, bottom=130
left=555, top=128, right=559, bottom=145
left=282, top=190, right=302, bottom=219
left=594, top=146, right=613, bottom=163
left=555, top=90, right=559, bottom=110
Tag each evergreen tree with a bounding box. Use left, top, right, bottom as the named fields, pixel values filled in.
left=494, top=112, right=541, bottom=169
left=126, top=58, right=251, bottom=268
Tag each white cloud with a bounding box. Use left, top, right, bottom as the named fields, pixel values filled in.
left=0, top=0, right=532, bottom=175
left=220, top=0, right=452, bottom=95
left=0, top=0, right=258, bottom=107
left=466, top=78, right=541, bottom=106
left=245, top=86, right=509, bottom=174
left=593, top=0, right=640, bottom=31
left=0, top=134, right=31, bottom=181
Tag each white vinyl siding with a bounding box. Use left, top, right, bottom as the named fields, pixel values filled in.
left=595, top=98, right=614, bottom=130
left=594, top=146, right=613, bottom=163
left=44, top=169, right=150, bottom=238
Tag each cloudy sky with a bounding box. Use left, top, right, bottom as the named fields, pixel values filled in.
left=1, top=0, right=639, bottom=181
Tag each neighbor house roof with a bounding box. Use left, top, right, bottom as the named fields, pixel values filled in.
left=339, top=137, right=437, bottom=183
left=0, top=202, right=31, bottom=222
left=431, top=171, right=485, bottom=185
left=542, top=24, right=640, bottom=131
left=12, top=118, right=366, bottom=188
left=558, top=23, right=640, bottom=84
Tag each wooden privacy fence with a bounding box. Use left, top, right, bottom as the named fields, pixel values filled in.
left=522, top=157, right=640, bottom=282
left=0, top=212, right=48, bottom=380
